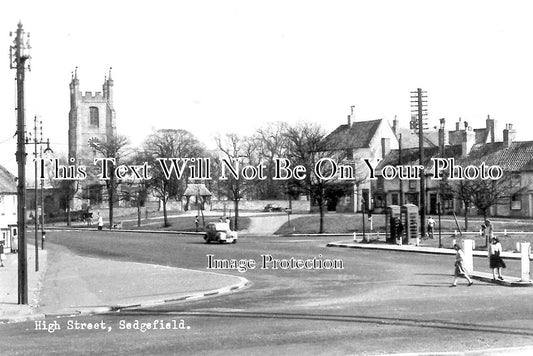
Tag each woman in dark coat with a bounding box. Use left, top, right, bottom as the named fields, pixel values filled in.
left=488, top=237, right=506, bottom=280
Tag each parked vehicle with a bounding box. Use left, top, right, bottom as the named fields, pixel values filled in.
left=263, top=203, right=283, bottom=212
left=204, top=222, right=238, bottom=244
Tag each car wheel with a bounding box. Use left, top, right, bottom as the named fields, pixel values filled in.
left=232, top=239, right=237, bottom=244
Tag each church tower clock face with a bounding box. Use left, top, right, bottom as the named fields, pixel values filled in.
left=88, top=136, right=100, bottom=148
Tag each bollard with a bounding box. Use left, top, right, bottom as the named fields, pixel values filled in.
left=520, top=242, right=531, bottom=282
left=517, top=242, right=521, bottom=253
left=462, top=239, right=474, bottom=273
left=452, top=238, right=456, bottom=247
left=353, top=232, right=357, bottom=242
left=504, top=229, right=508, bottom=236
left=416, top=235, right=420, bottom=247
left=479, top=228, right=483, bottom=236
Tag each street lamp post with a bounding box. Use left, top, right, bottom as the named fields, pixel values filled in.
left=361, top=199, right=366, bottom=242
left=10, top=22, right=31, bottom=305
left=40, top=139, right=53, bottom=250
left=30, top=119, right=53, bottom=271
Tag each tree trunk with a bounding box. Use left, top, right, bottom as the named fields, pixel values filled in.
left=163, top=196, right=169, bottom=227
left=67, top=200, right=71, bottom=227
left=108, top=186, right=114, bottom=229
left=233, top=199, right=239, bottom=231
left=464, top=206, right=468, bottom=231
left=483, top=210, right=489, bottom=248
left=137, top=201, right=141, bottom=227
left=319, top=200, right=325, bottom=234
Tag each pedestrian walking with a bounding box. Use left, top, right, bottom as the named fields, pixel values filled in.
left=427, top=216, right=436, bottom=239
left=451, top=244, right=473, bottom=287
left=0, top=241, right=5, bottom=267
left=97, top=213, right=104, bottom=231
left=195, top=216, right=199, bottom=232
left=488, top=237, right=506, bottom=280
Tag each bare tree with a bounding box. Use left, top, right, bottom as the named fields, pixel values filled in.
left=283, top=122, right=338, bottom=233
left=454, top=179, right=474, bottom=231
left=144, top=129, right=205, bottom=227
left=454, top=172, right=523, bottom=247
left=122, top=151, right=151, bottom=227
left=88, top=134, right=130, bottom=229
left=215, top=133, right=257, bottom=231
left=254, top=122, right=289, bottom=199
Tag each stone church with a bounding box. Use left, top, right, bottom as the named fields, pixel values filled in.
left=68, top=67, right=116, bottom=209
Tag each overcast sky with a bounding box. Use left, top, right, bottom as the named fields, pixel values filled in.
left=1, top=0, right=533, bottom=174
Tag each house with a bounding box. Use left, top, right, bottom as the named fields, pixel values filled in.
left=321, top=110, right=399, bottom=212
left=373, top=117, right=533, bottom=218
left=0, top=165, right=18, bottom=251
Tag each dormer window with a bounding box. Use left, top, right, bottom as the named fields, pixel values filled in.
left=90, top=107, right=99, bottom=127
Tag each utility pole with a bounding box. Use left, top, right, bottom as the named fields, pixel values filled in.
left=398, top=133, right=404, bottom=206
left=410, top=88, right=428, bottom=240
left=10, top=22, right=31, bottom=305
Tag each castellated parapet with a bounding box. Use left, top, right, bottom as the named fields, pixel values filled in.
left=82, top=91, right=105, bottom=101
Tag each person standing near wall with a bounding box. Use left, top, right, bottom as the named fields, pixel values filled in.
left=97, top=213, right=104, bottom=231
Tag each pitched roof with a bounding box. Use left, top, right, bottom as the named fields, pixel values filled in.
left=376, top=145, right=463, bottom=175
left=396, top=127, right=438, bottom=149
left=0, top=165, right=17, bottom=194
left=322, top=119, right=382, bottom=150
left=183, top=183, right=212, bottom=196
left=377, top=140, right=533, bottom=175
left=457, top=141, right=533, bottom=171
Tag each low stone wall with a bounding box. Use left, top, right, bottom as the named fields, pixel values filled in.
left=92, top=201, right=160, bottom=219
left=211, top=199, right=310, bottom=212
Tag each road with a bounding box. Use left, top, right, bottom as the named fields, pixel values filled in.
left=1, top=230, right=533, bottom=355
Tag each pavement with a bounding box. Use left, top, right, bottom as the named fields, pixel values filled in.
left=0, top=243, right=249, bottom=324
left=327, top=238, right=533, bottom=287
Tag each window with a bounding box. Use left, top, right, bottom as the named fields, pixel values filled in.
left=89, top=107, right=99, bottom=127
left=391, top=193, right=399, bottom=206
left=409, top=180, right=417, bottom=189
left=511, top=195, right=522, bottom=210
left=377, top=177, right=384, bottom=191
left=374, top=195, right=384, bottom=209
left=511, top=174, right=521, bottom=188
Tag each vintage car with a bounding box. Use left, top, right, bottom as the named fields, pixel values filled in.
left=204, top=222, right=238, bottom=244
left=263, top=203, right=283, bottom=212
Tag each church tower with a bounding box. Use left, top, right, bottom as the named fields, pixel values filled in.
left=68, top=67, right=116, bottom=165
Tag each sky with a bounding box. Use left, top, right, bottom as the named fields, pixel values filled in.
left=1, top=0, right=533, bottom=175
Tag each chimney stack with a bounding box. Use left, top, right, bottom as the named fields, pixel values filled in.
left=462, top=125, right=475, bottom=157
left=503, top=123, right=516, bottom=148
left=438, top=118, right=447, bottom=156
left=456, top=117, right=462, bottom=131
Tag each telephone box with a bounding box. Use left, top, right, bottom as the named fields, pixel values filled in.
left=401, top=204, right=419, bottom=244
left=386, top=205, right=401, bottom=243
